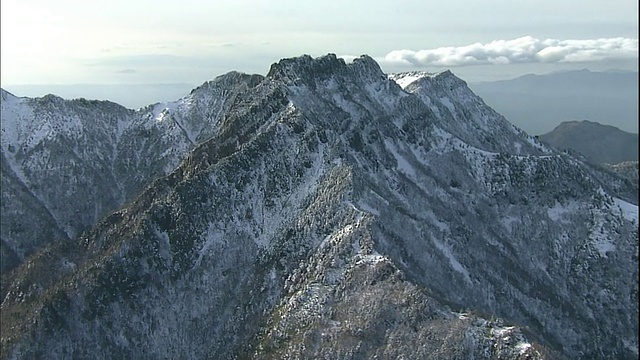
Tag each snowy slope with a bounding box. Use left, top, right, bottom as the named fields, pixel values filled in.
left=0, top=72, right=262, bottom=272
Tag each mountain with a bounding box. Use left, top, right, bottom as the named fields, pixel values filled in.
left=538, top=120, right=638, bottom=164
left=1, top=54, right=638, bottom=359
left=0, top=72, right=261, bottom=273
left=469, top=69, right=639, bottom=135
left=1, top=84, right=197, bottom=111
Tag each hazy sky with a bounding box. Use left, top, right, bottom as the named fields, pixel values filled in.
left=1, top=0, right=638, bottom=100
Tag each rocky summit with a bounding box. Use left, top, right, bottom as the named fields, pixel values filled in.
left=1, top=54, right=637, bottom=359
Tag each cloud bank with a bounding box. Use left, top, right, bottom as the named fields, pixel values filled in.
left=383, top=36, right=638, bottom=66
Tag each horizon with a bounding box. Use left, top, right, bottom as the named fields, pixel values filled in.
left=2, top=0, right=637, bottom=133
left=2, top=63, right=638, bottom=136
left=2, top=1, right=637, bottom=83
left=2, top=61, right=637, bottom=104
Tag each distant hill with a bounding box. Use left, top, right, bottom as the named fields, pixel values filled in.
left=469, top=69, right=638, bottom=135
left=539, top=120, right=639, bottom=164
left=2, top=83, right=196, bottom=110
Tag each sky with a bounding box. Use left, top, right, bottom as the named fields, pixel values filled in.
left=1, top=0, right=638, bottom=109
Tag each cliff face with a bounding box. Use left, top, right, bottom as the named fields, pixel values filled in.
left=1, top=54, right=637, bottom=359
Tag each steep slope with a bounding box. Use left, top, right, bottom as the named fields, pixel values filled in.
left=1, top=54, right=637, bottom=359
left=1, top=90, right=134, bottom=271
left=539, top=120, right=639, bottom=164
left=389, top=70, right=542, bottom=156
left=0, top=73, right=262, bottom=273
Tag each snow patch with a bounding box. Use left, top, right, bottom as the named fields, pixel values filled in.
left=384, top=138, right=416, bottom=178
left=613, top=198, right=638, bottom=223
left=387, top=71, right=436, bottom=89
left=424, top=210, right=450, bottom=232
left=513, top=142, right=522, bottom=155
left=354, top=253, right=387, bottom=265
left=547, top=201, right=579, bottom=224
left=439, top=96, right=456, bottom=115
left=515, top=342, right=532, bottom=354
left=390, top=74, right=422, bottom=89
left=524, top=134, right=551, bottom=153
left=356, top=201, right=380, bottom=216
left=194, top=224, right=225, bottom=268
left=493, top=326, right=514, bottom=336
left=432, top=238, right=472, bottom=284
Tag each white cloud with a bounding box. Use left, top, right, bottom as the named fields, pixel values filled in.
left=382, top=36, right=638, bottom=66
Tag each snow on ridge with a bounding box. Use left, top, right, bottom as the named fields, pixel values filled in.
left=515, top=342, right=532, bottom=354
left=152, top=103, right=174, bottom=122
left=387, top=71, right=436, bottom=89
left=389, top=74, right=422, bottom=89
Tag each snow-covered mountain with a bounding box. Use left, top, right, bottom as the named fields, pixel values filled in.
left=0, top=72, right=261, bottom=272
left=1, top=54, right=637, bottom=359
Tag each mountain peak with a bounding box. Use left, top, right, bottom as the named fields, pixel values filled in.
left=552, top=119, right=624, bottom=132
left=388, top=70, right=460, bottom=89
left=266, top=53, right=345, bottom=82
left=189, top=71, right=264, bottom=99
left=347, top=54, right=385, bottom=78
left=266, top=53, right=385, bottom=86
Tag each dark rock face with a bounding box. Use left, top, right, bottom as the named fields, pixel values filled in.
left=1, top=55, right=637, bottom=359
left=539, top=120, right=639, bottom=164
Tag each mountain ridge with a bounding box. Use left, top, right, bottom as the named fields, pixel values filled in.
left=0, top=72, right=265, bottom=273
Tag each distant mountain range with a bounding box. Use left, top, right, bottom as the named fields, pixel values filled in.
left=539, top=120, right=638, bottom=164
left=469, top=69, right=638, bottom=135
